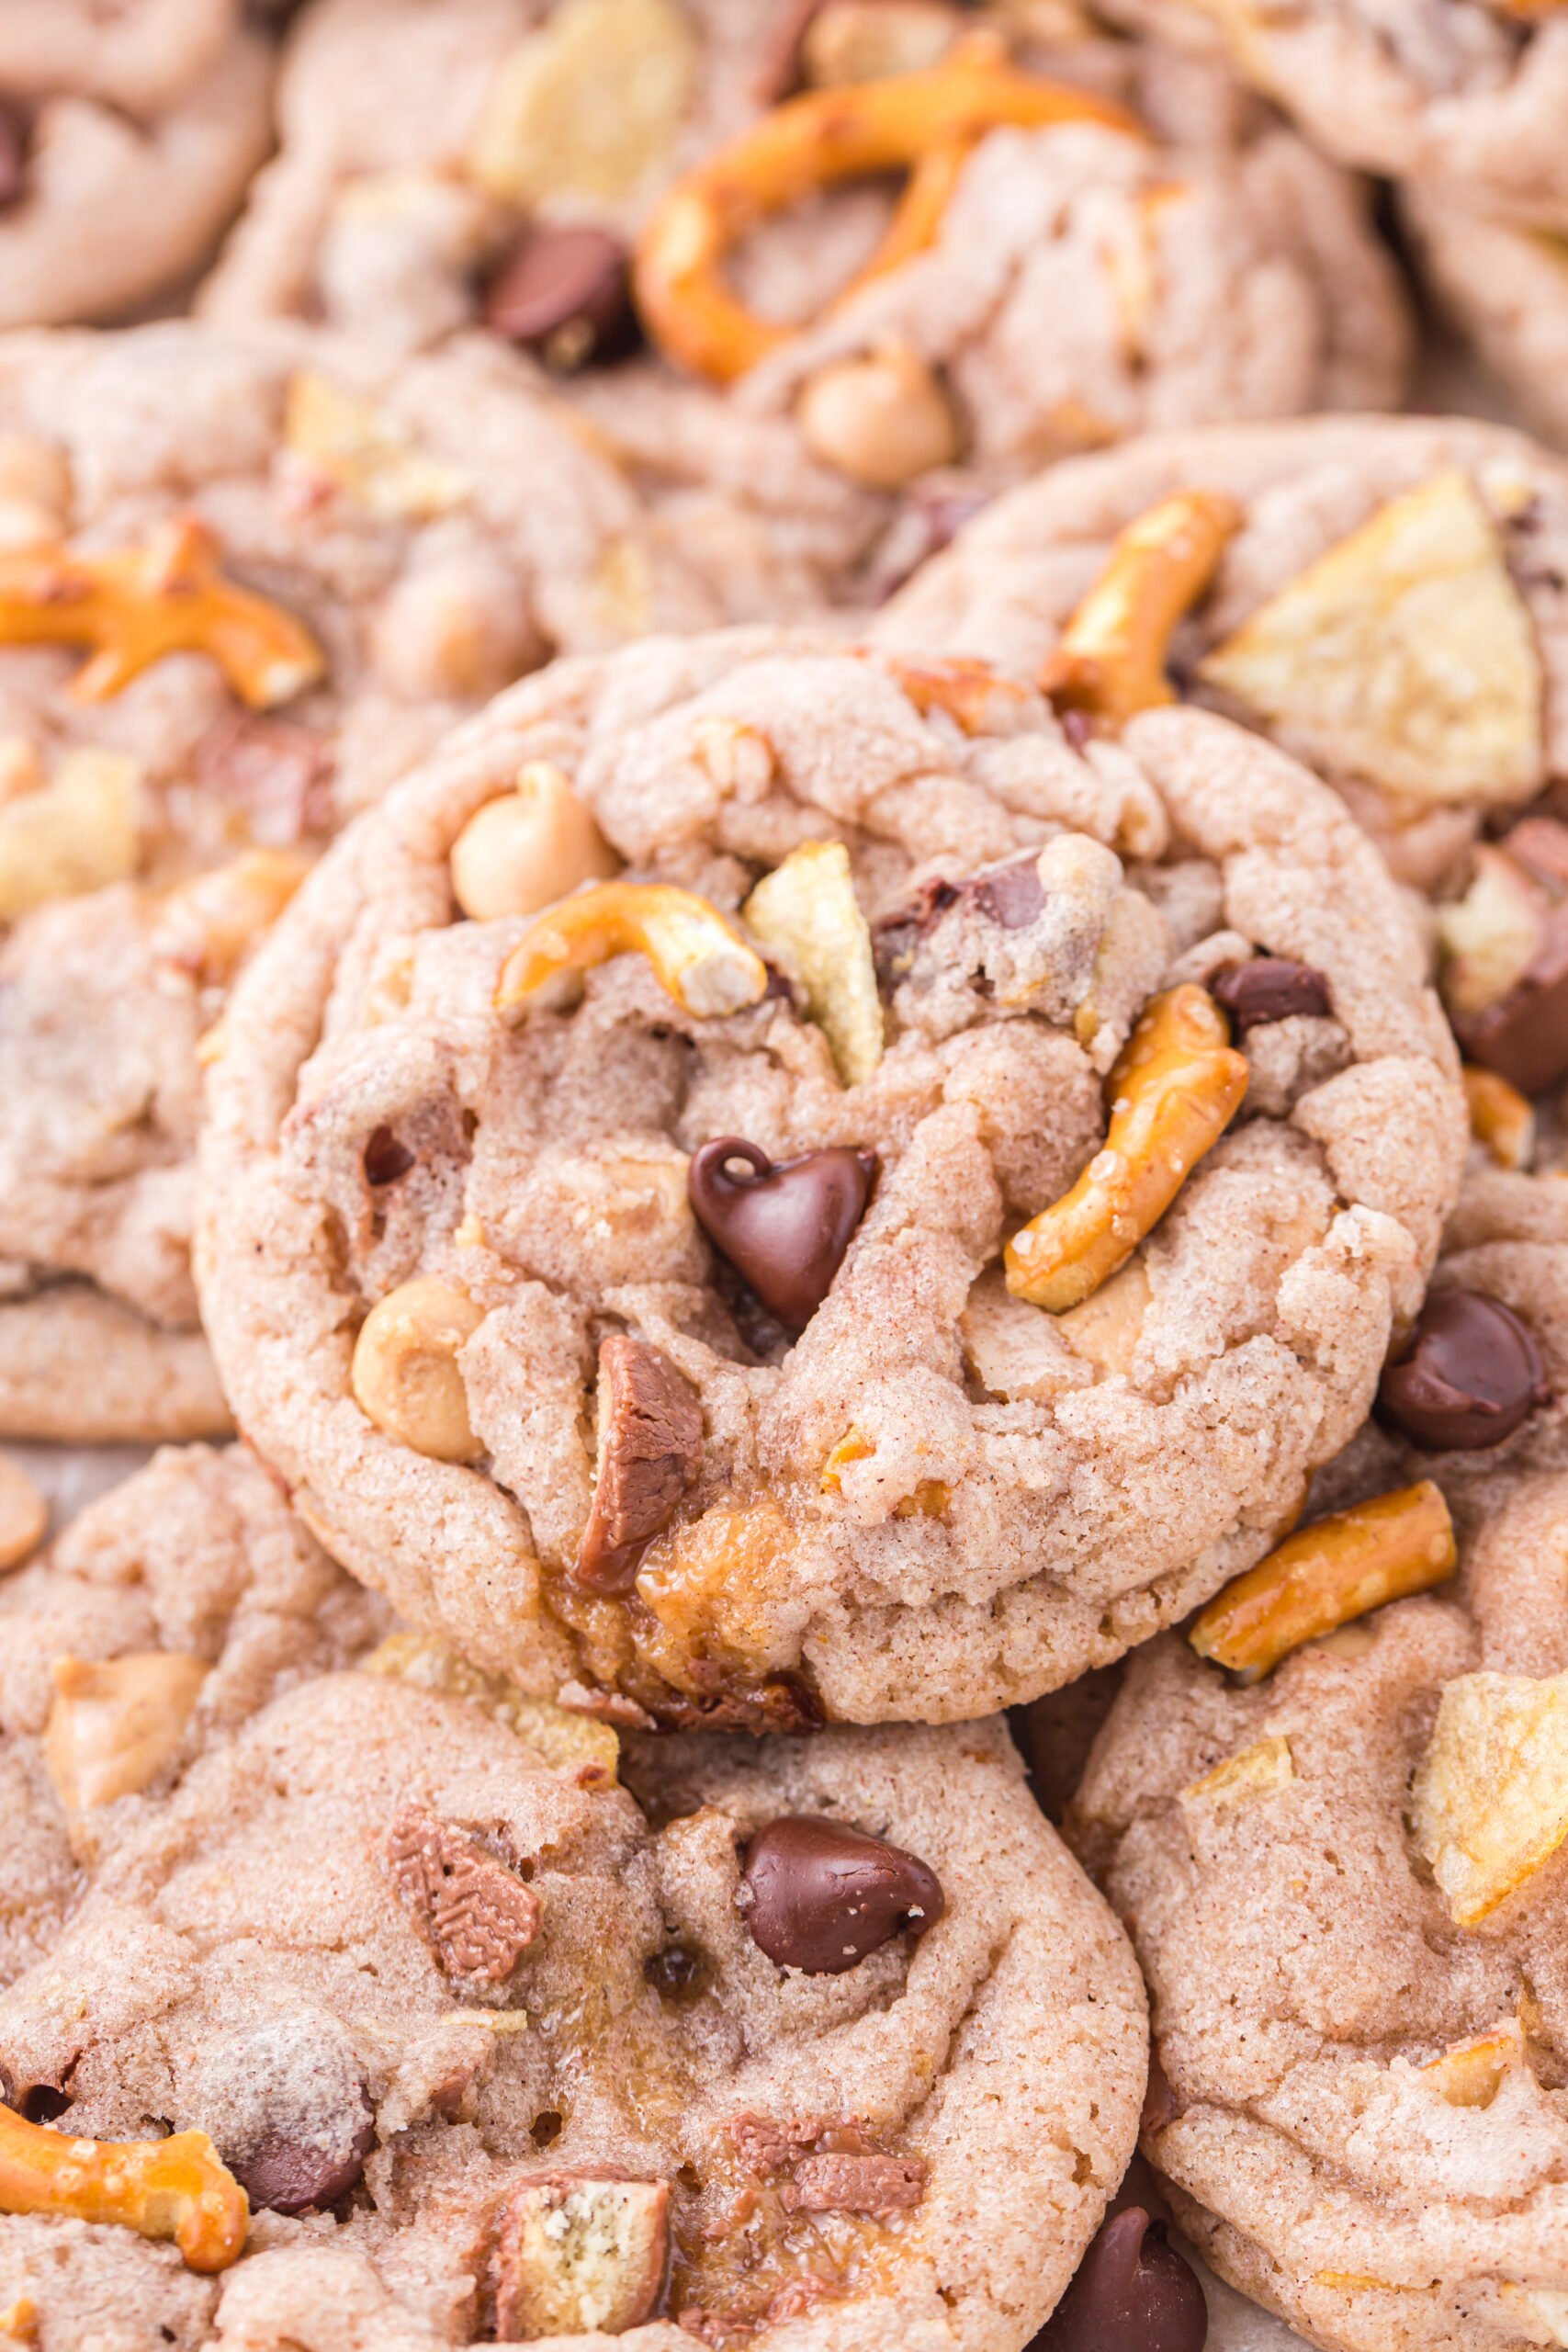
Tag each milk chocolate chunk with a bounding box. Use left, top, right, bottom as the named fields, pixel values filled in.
left=1378, top=1287, right=1549, bottom=1452
left=1210, top=956, right=1332, bottom=1034
left=740, top=1815, right=944, bottom=1973
left=485, top=225, right=635, bottom=368
left=687, top=1138, right=876, bottom=1330
left=234, top=2107, right=376, bottom=2215
left=576, top=1335, right=704, bottom=1593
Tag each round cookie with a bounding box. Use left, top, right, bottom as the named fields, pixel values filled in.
left=0, top=1668, right=1145, bottom=2350
left=199, top=2, right=1408, bottom=606
left=197, top=628, right=1465, bottom=1725
left=1075, top=1463, right=1568, bottom=2352
left=877, top=411, right=1568, bottom=895
left=0, top=1440, right=387, bottom=1993
left=0, top=2, right=275, bottom=329
left=1403, top=192, right=1568, bottom=454
left=1083, top=0, right=1568, bottom=220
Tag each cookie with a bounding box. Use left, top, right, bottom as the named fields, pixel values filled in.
left=0, top=1668, right=1145, bottom=2350
left=1075, top=1462, right=1568, bottom=2352
left=1403, top=192, right=1568, bottom=454
left=0, top=1440, right=387, bottom=1993
left=878, top=411, right=1568, bottom=896
left=1085, top=0, right=1568, bottom=220
left=196, top=628, right=1465, bottom=1725
left=0, top=2, right=275, bottom=329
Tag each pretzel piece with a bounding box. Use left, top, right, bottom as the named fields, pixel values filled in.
left=0, top=515, right=325, bottom=708
left=634, top=34, right=1144, bottom=382
left=1040, top=491, right=1243, bottom=725
left=494, top=880, right=769, bottom=1019
left=0, top=2104, right=247, bottom=2274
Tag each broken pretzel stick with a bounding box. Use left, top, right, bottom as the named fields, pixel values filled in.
left=1005, top=982, right=1247, bottom=1312
left=495, top=880, right=768, bottom=1021
left=0, top=2102, right=248, bottom=2274
left=1190, top=1478, right=1457, bottom=1683
left=1040, top=490, right=1243, bottom=726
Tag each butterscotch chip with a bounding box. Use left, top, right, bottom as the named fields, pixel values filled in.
left=1077, top=1462, right=1568, bottom=2348
left=198, top=628, right=1462, bottom=1722
left=0, top=1666, right=1145, bottom=2346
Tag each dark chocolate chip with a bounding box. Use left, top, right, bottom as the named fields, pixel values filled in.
left=485, top=225, right=636, bottom=368
left=1037, top=2208, right=1207, bottom=2352
left=1452, top=902, right=1568, bottom=1097
left=18, top=2084, right=70, bottom=2124
left=971, top=856, right=1045, bottom=930
left=740, top=1815, right=944, bottom=1973
left=687, top=1138, right=877, bottom=1331
left=1377, top=1287, right=1550, bottom=1453
left=233, top=2106, right=376, bottom=2215
left=363, top=1125, right=414, bottom=1186
left=576, top=1334, right=705, bottom=1593
left=1210, top=956, right=1333, bottom=1035
left=645, top=1944, right=709, bottom=2004
left=0, top=103, right=27, bottom=211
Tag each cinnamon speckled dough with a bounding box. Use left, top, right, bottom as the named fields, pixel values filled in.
left=199, top=1, right=1408, bottom=605
left=0, top=3, right=275, bottom=328
left=197, top=629, right=1465, bottom=1724
left=1087, top=0, right=1568, bottom=220
left=1075, top=1464, right=1568, bottom=2352
left=0, top=882, right=234, bottom=1442
left=0, top=316, right=758, bottom=891
left=0, top=1674, right=1145, bottom=2352
left=0, top=1441, right=387, bottom=1994
left=1403, top=193, right=1568, bottom=452
left=879, top=412, right=1568, bottom=893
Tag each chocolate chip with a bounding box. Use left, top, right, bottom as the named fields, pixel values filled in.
left=687, top=1138, right=877, bottom=1331
left=739, top=1815, right=944, bottom=1973
left=0, top=102, right=26, bottom=210
left=386, top=1805, right=540, bottom=1984
left=1039, top=2209, right=1207, bottom=2352
left=1377, top=1287, right=1550, bottom=1453
left=576, top=1335, right=705, bottom=1593
left=485, top=225, right=636, bottom=369
left=645, top=1944, right=709, bottom=2004
left=233, top=2107, right=376, bottom=2215
left=363, top=1126, right=414, bottom=1186
left=1210, top=956, right=1333, bottom=1035
left=1142, top=2047, right=1183, bottom=2135
left=1452, top=903, right=1568, bottom=1097
left=970, top=855, right=1045, bottom=930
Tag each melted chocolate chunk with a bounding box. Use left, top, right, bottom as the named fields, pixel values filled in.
left=740, top=1815, right=944, bottom=1973
left=233, top=2106, right=376, bottom=2215
left=1038, top=2208, right=1208, bottom=2351
left=484, top=224, right=636, bottom=368
left=1377, top=1288, right=1550, bottom=1453
left=688, top=1139, right=877, bottom=1331
left=576, top=1335, right=705, bottom=1593
left=971, top=856, right=1045, bottom=930
left=1210, top=956, right=1333, bottom=1035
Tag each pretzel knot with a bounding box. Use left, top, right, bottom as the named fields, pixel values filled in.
left=634, top=33, right=1145, bottom=385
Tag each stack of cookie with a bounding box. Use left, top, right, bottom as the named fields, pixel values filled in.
left=2, top=5, right=1567, bottom=2348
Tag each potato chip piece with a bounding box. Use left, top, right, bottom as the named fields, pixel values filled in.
left=1181, top=1733, right=1294, bottom=1810
left=744, top=840, right=885, bottom=1086
left=470, top=0, right=697, bottom=210
left=362, top=1632, right=618, bottom=1787
left=1420, top=2027, right=1517, bottom=2109
left=1198, top=470, right=1544, bottom=806
left=285, top=373, right=468, bottom=522
left=1502, top=2286, right=1568, bottom=2346
left=0, top=747, right=140, bottom=916
left=1412, top=1669, right=1568, bottom=1926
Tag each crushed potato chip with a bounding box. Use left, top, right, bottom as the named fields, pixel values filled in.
left=1420, top=2028, right=1518, bottom=2109
left=0, top=747, right=140, bottom=917
left=285, top=372, right=468, bottom=522
left=362, top=1632, right=618, bottom=1786
left=1198, top=470, right=1545, bottom=806
left=470, top=0, right=697, bottom=209
left=1412, top=1669, right=1568, bottom=1926
left=743, top=840, right=885, bottom=1086
left=1181, top=1733, right=1294, bottom=1810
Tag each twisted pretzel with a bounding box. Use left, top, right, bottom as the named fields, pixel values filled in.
left=635, top=34, right=1144, bottom=384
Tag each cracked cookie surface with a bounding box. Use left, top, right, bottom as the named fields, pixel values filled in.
left=0, top=1670, right=1144, bottom=2350
left=0, top=0, right=275, bottom=330
left=197, top=628, right=1464, bottom=1724
left=1076, top=1464, right=1568, bottom=2352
